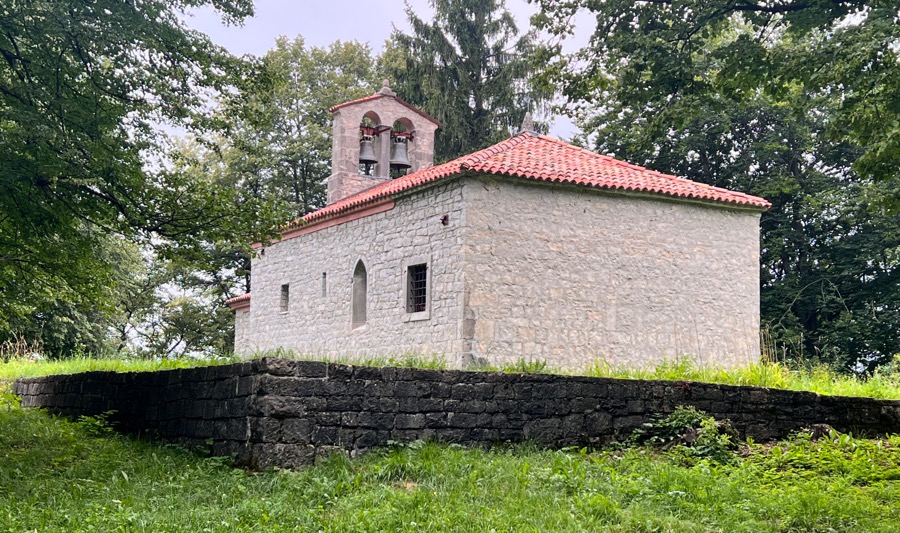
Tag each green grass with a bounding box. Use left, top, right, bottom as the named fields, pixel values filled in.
left=0, top=355, right=234, bottom=381
left=1, top=405, right=899, bottom=532
left=586, top=357, right=900, bottom=399
left=4, top=352, right=900, bottom=400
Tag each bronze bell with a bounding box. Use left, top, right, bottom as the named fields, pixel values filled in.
left=389, top=136, right=411, bottom=170
left=358, top=134, right=377, bottom=175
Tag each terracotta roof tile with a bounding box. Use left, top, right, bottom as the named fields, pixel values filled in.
left=329, top=93, right=441, bottom=127
left=288, top=133, right=770, bottom=230
left=225, top=293, right=251, bottom=308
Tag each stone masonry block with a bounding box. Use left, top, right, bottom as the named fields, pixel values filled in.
left=395, top=414, right=426, bottom=430
left=282, top=419, right=311, bottom=444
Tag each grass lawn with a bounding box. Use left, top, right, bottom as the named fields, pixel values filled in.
left=4, top=353, right=900, bottom=399
left=2, top=401, right=900, bottom=532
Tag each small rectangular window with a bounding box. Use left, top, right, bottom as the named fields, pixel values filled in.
left=406, top=264, right=428, bottom=313
left=321, top=272, right=327, bottom=297
left=280, top=284, right=289, bottom=312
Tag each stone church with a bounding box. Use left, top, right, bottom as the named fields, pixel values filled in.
left=226, top=82, right=770, bottom=370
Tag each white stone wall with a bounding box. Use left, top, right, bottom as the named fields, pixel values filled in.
left=459, top=176, right=762, bottom=369
left=243, top=182, right=467, bottom=361
left=234, top=308, right=250, bottom=353
left=238, top=175, right=762, bottom=370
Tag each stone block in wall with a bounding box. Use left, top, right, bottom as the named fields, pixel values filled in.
left=311, top=425, right=339, bottom=445
left=522, top=419, right=560, bottom=444
left=586, top=410, right=618, bottom=436
left=282, top=419, right=311, bottom=444
left=326, top=395, right=364, bottom=411
left=256, top=396, right=308, bottom=418
left=443, top=399, right=486, bottom=414
left=324, top=364, right=353, bottom=380
left=258, top=375, right=323, bottom=397
left=252, top=443, right=318, bottom=469
left=451, top=383, right=494, bottom=401
left=447, top=413, right=491, bottom=429
left=357, top=412, right=395, bottom=429
left=223, top=418, right=249, bottom=441
left=314, top=412, right=340, bottom=426
left=250, top=417, right=282, bottom=442
left=354, top=430, right=381, bottom=449
left=395, top=413, right=426, bottom=430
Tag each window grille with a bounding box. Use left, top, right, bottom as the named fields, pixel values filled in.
left=407, top=263, right=428, bottom=313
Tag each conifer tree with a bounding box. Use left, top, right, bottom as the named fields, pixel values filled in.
left=381, top=0, right=549, bottom=162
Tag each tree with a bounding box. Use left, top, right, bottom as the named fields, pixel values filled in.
left=533, top=0, right=900, bottom=204
left=223, top=37, right=377, bottom=217
left=544, top=12, right=900, bottom=370
left=127, top=39, right=378, bottom=357
left=0, top=0, right=257, bottom=352
left=382, top=0, right=551, bottom=162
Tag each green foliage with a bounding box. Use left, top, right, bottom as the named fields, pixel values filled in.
left=589, top=357, right=900, bottom=400
left=75, top=412, right=117, bottom=438
left=0, top=354, right=229, bottom=381
left=7, top=351, right=900, bottom=399
left=0, top=0, right=258, bottom=355
left=0, top=384, right=19, bottom=410
left=217, top=37, right=378, bottom=217
left=381, top=0, right=552, bottom=162
left=132, top=37, right=380, bottom=357
left=501, top=358, right=550, bottom=374
left=245, top=349, right=450, bottom=371
left=628, top=406, right=738, bottom=464
left=533, top=0, right=899, bottom=195
left=472, top=357, right=551, bottom=374
left=532, top=1, right=900, bottom=369
left=744, top=428, right=900, bottom=486
left=2, top=406, right=900, bottom=531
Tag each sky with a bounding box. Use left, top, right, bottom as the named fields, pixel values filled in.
left=185, top=0, right=590, bottom=138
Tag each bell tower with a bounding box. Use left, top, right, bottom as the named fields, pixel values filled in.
left=326, top=80, right=440, bottom=205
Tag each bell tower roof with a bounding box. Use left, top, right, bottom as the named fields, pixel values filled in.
left=328, top=82, right=441, bottom=127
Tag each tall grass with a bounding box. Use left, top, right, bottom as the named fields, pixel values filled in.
left=1, top=406, right=899, bottom=532
left=586, top=357, right=900, bottom=399
left=0, top=355, right=231, bottom=381
left=4, top=350, right=900, bottom=400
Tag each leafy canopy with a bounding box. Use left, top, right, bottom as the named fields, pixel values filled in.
left=532, top=3, right=900, bottom=369
left=0, top=0, right=254, bottom=353
left=533, top=0, right=900, bottom=203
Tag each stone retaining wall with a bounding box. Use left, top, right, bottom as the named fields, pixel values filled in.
left=13, top=358, right=900, bottom=468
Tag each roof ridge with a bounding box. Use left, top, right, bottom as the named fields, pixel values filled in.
left=536, top=134, right=708, bottom=186
left=536, top=134, right=666, bottom=175
left=460, top=133, right=534, bottom=170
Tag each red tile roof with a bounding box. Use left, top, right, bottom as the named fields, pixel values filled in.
left=286, top=133, right=769, bottom=231
left=225, top=293, right=251, bottom=308
left=329, top=93, right=442, bottom=127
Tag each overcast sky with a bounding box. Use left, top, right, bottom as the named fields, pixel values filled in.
left=185, top=0, right=589, bottom=138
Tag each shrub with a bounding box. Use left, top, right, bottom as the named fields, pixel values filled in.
left=628, top=406, right=738, bottom=463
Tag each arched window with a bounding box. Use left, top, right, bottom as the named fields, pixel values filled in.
left=352, top=260, right=367, bottom=328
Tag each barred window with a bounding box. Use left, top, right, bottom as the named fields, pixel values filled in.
left=406, top=263, right=428, bottom=313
